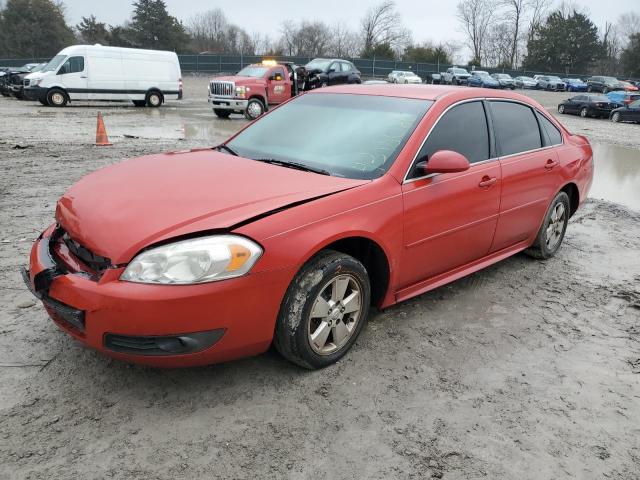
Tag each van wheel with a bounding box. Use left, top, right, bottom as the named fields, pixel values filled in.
left=273, top=250, right=371, bottom=369
left=244, top=98, right=265, bottom=120
left=525, top=192, right=570, bottom=260
left=145, top=91, right=162, bottom=107
left=132, top=100, right=146, bottom=107
left=47, top=88, right=68, bottom=107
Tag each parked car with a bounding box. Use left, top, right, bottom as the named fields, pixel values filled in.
left=303, top=58, right=361, bottom=90
left=467, top=71, right=500, bottom=88
left=390, top=71, right=422, bottom=84
left=562, top=78, right=587, bottom=92
left=441, top=67, right=471, bottom=85
left=514, top=76, right=538, bottom=89
left=586, top=76, right=625, bottom=93
left=24, top=45, right=182, bottom=107
left=537, top=76, right=566, bottom=91
left=23, top=85, right=592, bottom=369
left=606, top=90, right=640, bottom=106
left=620, top=80, right=638, bottom=92
left=429, top=72, right=442, bottom=84
left=209, top=60, right=304, bottom=119
left=1, top=63, right=42, bottom=99
left=491, top=73, right=515, bottom=89
left=558, top=94, right=621, bottom=118
left=610, top=99, right=640, bottom=123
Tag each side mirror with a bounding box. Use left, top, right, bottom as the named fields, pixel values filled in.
left=269, top=73, right=283, bottom=81
left=416, top=150, right=471, bottom=175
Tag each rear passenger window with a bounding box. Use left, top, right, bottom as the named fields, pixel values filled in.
left=490, top=101, right=542, bottom=156
left=537, top=112, right=562, bottom=146
left=411, top=101, right=489, bottom=177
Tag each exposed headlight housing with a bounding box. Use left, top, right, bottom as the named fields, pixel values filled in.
left=121, top=235, right=263, bottom=285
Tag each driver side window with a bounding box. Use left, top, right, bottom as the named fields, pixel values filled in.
left=329, top=62, right=340, bottom=73
left=409, top=101, right=490, bottom=178
left=58, top=56, right=84, bottom=75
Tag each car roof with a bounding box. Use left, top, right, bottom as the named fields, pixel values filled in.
left=308, top=84, right=544, bottom=105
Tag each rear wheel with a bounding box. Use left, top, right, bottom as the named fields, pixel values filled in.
left=525, top=191, right=570, bottom=260
left=603, top=87, right=608, bottom=94
left=213, top=109, right=231, bottom=119
left=587, top=85, right=592, bottom=93
left=46, top=88, right=67, bottom=107
left=273, top=250, right=371, bottom=369
left=580, top=107, right=589, bottom=118
left=145, top=90, right=162, bottom=107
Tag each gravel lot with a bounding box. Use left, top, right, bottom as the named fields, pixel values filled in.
left=0, top=78, right=639, bottom=480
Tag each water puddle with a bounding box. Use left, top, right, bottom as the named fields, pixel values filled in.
left=590, top=144, right=640, bottom=211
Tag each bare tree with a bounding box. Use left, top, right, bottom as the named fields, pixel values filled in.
left=484, top=22, right=513, bottom=67
left=360, top=1, right=411, bottom=53
left=186, top=8, right=228, bottom=53
left=456, top=0, right=495, bottom=63
left=500, top=0, right=527, bottom=67
left=526, top=0, right=551, bottom=43
left=617, top=12, right=640, bottom=46
left=329, top=22, right=362, bottom=58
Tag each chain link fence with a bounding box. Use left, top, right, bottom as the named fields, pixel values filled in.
left=0, top=54, right=620, bottom=81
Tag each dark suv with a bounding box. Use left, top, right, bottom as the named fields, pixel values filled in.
left=586, top=76, right=625, bottom=94
left=303, top=58, right=361, bottom=89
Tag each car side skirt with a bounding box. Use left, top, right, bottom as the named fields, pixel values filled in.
left=394, top=239, right=531, bottom=303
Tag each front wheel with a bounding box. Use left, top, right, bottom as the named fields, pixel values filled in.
left=580, top=107, right=588, bottom=118
left=273, top=250, right=371, bottom=369
left=213, top=108, right=231, bottom=119
left=558, top=104, right=565, bottom=114
left=244, top=98, right=265, bottom=120
left=46, top=88, right=68, bottom=107
left=611, top=112, right=621, bottom=123
left=525, top=191, right=570, bottom=260
left=586, top=86, right=592, bottom=93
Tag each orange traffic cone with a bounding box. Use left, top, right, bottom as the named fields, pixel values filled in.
left=95, top=112, right=112, bottom=146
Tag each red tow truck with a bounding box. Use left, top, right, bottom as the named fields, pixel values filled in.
left=208, top=60, right=304, bottom=119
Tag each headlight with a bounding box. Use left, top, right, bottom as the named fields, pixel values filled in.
left=235, top=86, right=249, bottom=98
left=120, top=235, right=263, bottom=285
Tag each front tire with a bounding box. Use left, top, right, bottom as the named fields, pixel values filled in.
left=46, top=88, right=67, bottom=107
left=213, top=109, right=231, bottom=119
left=273, top=250, right=371, bottom=369
left=558, top=104, right=565, bottom=114
left=611, top=112, right=621, bottom=123
left=244, top=98, right=265, bottom=120
left=525, top=191, right=570, bottom=260
left=580, top=107, right=588, bottom=118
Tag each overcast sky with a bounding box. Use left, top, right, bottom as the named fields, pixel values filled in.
left=61, top=0, right=637, bottom=59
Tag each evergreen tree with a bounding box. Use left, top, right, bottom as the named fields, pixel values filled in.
left=76, top=15, right=111, bottom=45
left=361, top=42, right=396, bottom=60
left=620, top=33, right=640, bottom=78
left=1, top=0, right=75, bottom=57
left=523, top=10, right=603, bottom=73
left=129, top=0, right=190, bottom=51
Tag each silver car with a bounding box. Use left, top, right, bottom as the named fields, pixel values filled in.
left=492, top=73, right=515, bottom=89
left=514, top=76, right=538, bottom=89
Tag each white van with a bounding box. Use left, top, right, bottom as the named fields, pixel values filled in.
left=24, top=44, right=182, bottom=107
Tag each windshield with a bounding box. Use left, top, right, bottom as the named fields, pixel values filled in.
left=42, top=55, right=66, bottom=72
left=227, top=93, right=431, bottom=180
left=452, top=68, right=468, bottom=74
left=548, top=76, right=562, bottom=81
left=31, top=63, right=45, bottom=72
left=237, top=66, right=269, bottom=78
left=306, top=59, right=332, bottom=71
left=603, top=77, right=618, bottom=82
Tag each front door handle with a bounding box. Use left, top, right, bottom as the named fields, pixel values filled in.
left=478, top=176, right=497, bottom=188
left=80, top=75, right=88, bottom=79
left=545, top=159, right=559, bottom=170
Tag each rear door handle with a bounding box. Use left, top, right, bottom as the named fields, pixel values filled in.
left=478, top=176, right=497, bottom=188
left=545, top=159, right=559, bottom=170
left=80, top=75, right=88, bottom=78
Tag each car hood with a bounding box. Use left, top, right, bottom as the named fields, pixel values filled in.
left=55, top=149, right=368, bottom=264
left=211, top=75, right=263, bottom=85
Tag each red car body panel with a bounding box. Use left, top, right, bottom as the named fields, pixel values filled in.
left=27, top=85, right=593, bottom=367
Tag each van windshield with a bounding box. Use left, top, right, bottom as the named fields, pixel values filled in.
left=42, top=55, right=66, bottom=72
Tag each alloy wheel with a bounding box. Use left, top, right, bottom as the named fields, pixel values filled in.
left=308, top=274, right=362, bottom=355
left=545, top=202, right=566, bottom=250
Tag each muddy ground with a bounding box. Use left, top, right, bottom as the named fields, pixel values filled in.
left=0, top=78, right=639, bottom=480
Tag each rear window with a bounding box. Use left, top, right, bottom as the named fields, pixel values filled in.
left=537, top=112, right=562, bottom=146
left=490, top=101, right=542, bottom=156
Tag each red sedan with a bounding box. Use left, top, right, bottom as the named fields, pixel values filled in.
left=24, top=85, right=593, bottom=369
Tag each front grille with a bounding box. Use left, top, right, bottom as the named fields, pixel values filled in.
left=210, top=81, right=234, bottom=97
left=62, top=231, right=112, bottom=272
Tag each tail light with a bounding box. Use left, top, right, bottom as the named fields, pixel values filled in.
left=179, top=78, right=183, bottom=90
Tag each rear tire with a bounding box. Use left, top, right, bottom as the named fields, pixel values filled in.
left=46, top=88, right=67, bottom=107
left=213, top=109, right=231, bottom=119
left=273, top=250, right=371, bottom=369
left=145, top=90, right=162, bottom=107
left=525, top=191, right=570, bottom=260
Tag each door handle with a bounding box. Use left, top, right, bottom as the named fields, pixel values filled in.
left=478, top=176, right=497, bottom=188
left=545, top=159, right=559, bottom=170
left=80, top=75, right=88, bottom=78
